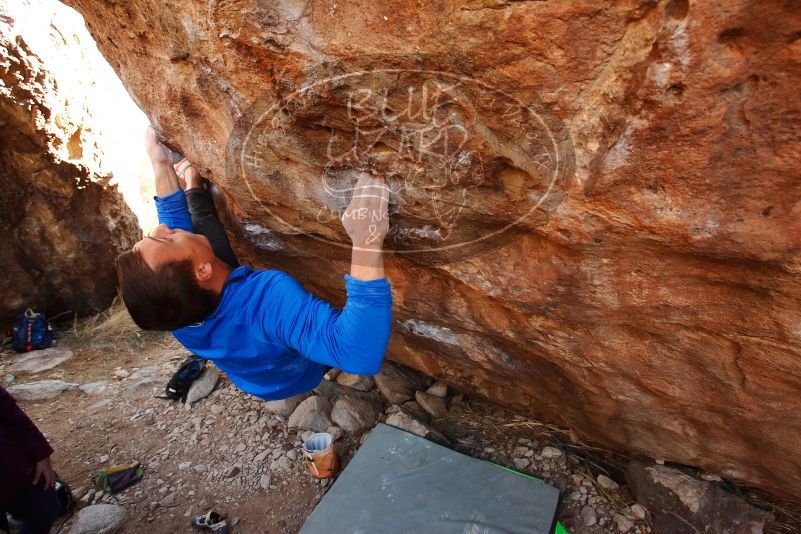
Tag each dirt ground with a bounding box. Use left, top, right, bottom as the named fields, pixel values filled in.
left=2, top=306, right=797, bottom=534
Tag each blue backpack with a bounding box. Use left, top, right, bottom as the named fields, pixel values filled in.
left=11, top=309, right=54, bottom=352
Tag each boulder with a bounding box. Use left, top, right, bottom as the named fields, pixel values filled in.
left=263, top=392, right=311, bottom=417
left=288, top=396, right=332, bottom=432
left=55, top=0, right=801, bottom=498
left=335, top=372, right=375, bottom=392
left=9, top=380, right=78, bottom=401
left=374, top=363, right=425, bottom=405
left=330, top=397, right=381, bottom=434
left=8, top=348, right=73, bottom=374
left=0, top=2, right=143, bottom=324
left=626, top=460, right=773, bottom=534
left=69, top=504, right=126, bottom=534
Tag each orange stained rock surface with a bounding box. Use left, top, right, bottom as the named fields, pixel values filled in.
left=60, top=0, right=801, bottom=498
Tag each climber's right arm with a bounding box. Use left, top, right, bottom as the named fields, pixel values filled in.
left=144, top=127, right=193, bottom=232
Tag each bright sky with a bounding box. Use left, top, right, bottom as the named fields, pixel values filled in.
left=9, top=0, right=157, bottom=232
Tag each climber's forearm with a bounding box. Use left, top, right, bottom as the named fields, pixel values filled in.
left=152, top=160, right=181, bottom=198
left=145, top=127, right=180, bottom=197
left=350, top=247, right=385, bottom=281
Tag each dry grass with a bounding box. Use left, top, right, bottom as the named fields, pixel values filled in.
left=66, top=296, right=167, bottom=352
left=742, top=490, right=801, bottom=534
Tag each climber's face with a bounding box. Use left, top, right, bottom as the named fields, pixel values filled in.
left=133, top=224, right=215, bottom=273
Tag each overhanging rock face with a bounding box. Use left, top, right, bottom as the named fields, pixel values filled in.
left=64, top=0, right=801, bottom=497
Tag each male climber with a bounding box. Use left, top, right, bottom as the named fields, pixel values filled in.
left=115, top=127, right=392, bottom=400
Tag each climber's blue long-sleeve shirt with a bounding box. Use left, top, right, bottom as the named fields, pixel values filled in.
left=155, top=190, right=392, bottom=400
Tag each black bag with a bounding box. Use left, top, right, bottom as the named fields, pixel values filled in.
left=161, top=354, right=206, bottom=402
left=54, top=478, right=74, bottom=516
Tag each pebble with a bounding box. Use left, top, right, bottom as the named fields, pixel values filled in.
left=224, top=466, right=241, bottom=478
left=581, top=505, right=598, bottom=526
left=513, top=458, right=530, bottom=470
left=540, top=446, right=563, bottom=459
left=614, top=513, right=634, bottom=532
left=425, top=381, right=448, bottom=398
left=630, top=504, right=647, bottom=520
left=597, top=474, right=619, bottom=491
left=260, top=473, right=272, bottom=490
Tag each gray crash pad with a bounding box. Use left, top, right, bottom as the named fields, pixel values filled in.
left=300, top=423, right=560, bottom=534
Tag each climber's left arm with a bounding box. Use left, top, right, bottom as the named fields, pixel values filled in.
left=261, top=272, right=393, bottom=375
left=261, top=171, right=393, bottom=374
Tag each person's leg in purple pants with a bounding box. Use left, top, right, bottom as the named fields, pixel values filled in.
left=7, top=482, right=60, bottom=534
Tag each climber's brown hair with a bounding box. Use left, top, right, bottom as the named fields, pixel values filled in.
left=115, top=249, right=218, bottom=331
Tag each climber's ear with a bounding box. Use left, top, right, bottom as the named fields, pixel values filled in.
left=195, top=261, right=213, bottom=283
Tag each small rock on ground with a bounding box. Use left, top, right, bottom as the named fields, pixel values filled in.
left=386, top=411, right=429, bottom=437
left=288, top=396, right=332, bottom=432
left=69, top=504, right=126, bottom=534
left=414, top=390, right=448, bottom=418
left=597, top=474, right=619, bottom=491
left=335, top=372, right=375, bottom=391
left=374, top=362, right=425, bottom=404
left=263, top=392, right=310, bottom=417
left=260, top=473, right=272, bottom=490
left=186, top=365, right=219, bottom=403
left=581, top=505, right=598, bottom=526
left=614, top=513, right=634, bottom=532
left=541, top=446, right=563, bottom=459
left=330, top=397, right=381, bottom=434
left=8, top=380, right=78, bottom=401
left=425, top=381, right=448, bottom=398
left=79, top=381, right=110, bottom=395
left=9, top=347, right=73, bottom=374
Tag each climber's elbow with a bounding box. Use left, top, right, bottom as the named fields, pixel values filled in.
left=336, top=333, right=391, bottom=376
